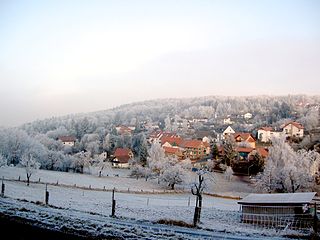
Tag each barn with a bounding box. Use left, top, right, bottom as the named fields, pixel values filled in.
left=238, top=192, right=317, bottom=229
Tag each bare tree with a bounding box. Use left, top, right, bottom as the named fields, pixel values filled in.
left=19, top=154, right=40, bottom=186
left=191, top=170, right=206, bottom=226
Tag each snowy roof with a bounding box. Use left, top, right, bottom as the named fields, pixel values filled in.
left=238, top=192, right=316, bottom=205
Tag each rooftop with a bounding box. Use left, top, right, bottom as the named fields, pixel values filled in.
left=238, top=192, right=316, bottom=205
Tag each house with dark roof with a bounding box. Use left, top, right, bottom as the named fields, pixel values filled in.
left=58, top=136, right=76, bottom=146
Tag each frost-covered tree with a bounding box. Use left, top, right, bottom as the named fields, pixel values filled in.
left=95, top=155, right=111, bottom=177
left=222, top=137, right=238, bottom=166
left=211, top=144, right=219, bottom=160
left=0, top=154, right=7, bottom=167
left=35, top=134, right=64, bottom=152
left=103, top=133, right=112, bottom=153
left=71, top=151, right=91, bottom=173
left=131, top=133, right=148, bottom=166
left=19, top=154, right=40, bottom=186
left=52, top=153, right=72, bottom=172
left=160, top=158, right=191, bottom=190
left=147, top=142, right=168, bottom=180
left=80, top=133, right=100, bottom=157
left=130, top=161, right=147, bottom=179
left=164, top=116, right=172, bottom=132
left=206, top=159, right=215, bottom=172
left=255, top=136, right=320, bottom=193
left=224, top=166, right=233, bottom=181
left=297, top=109, right=319, bottom=131
left=46, top=126, right=70, bottom=140
left=0, top=128, right=47, bottom=167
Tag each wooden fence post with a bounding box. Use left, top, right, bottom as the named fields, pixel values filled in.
left=45, top=184, right=49, bottom=205
left=1, top=178, right=5, bottom=197
left=111, top=187, right=116, bottom=217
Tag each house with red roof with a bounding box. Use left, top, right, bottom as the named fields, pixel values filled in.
left=181, top=139, right=210, bottom=161
left=116, top=126, right=135, bottom=135
left=161, top=135, right=184, bottom=148
left=112, top=148, right=133, bottom=168
left=163, top=146, right=184, bottom=159
left=282, top=122, right=304, bottom=138
left=158, top=133, right=210, bottom=161
left=233, top=133, right=256, bottom=148
left=148, top=130, right=164, bottom=144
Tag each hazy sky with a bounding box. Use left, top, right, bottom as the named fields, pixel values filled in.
left=0, top=0, right=320, bottom=126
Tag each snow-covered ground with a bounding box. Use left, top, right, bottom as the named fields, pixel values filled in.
left=0, top=166, right=254, bottom=197
left=0, top=167, right=310, bottom=239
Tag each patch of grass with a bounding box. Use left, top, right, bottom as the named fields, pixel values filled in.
left=156, top=219, right=194, bottom=228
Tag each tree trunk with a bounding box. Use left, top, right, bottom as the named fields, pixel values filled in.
left=198, top=195, right=202, bottom=223
left=26, top=174, right=30, bottom=186
left=193, top=206, right=200, bottom=227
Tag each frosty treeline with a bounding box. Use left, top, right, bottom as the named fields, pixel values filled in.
left=0, top=95, right=319, bottom=180
left=20, top=95, right=319, bottom=136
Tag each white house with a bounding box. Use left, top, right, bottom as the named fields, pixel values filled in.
left=283, top=122, right=304, bottom=138
left=244, top=112, right=252, bottom=120
left=223, top=126, right=235, bottom=137
left=202, top=136, right=210, bottom=143
left=257, top=127, right=281, bottom=143
left=58, top=136, right=76, bottom=146
left=223, top=118, right=233, bottom=125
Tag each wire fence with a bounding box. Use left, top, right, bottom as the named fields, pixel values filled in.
left=0, top=177, right=318, bottom=236
left=240, top=204, right=318, bottom=231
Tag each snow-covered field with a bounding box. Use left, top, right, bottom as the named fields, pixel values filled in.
left=0, top=167, right=310, bottom=239
left=0, top=166, right=254, bottom=197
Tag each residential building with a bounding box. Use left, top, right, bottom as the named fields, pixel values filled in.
left=257, top=127, right=281, bottom=143
left=223, top=126, right=235, bottom=137
left=233, top=133, right=256, bottom=148
left=160, top=135, right=183, bottom=147
left=112, top=148, right=133, bottom=168
left=58, top=136, right=76, bottom=147
left=282, top=122, right=304, bottom=138
left=116, top=126, right=135, bottom=135
left=223, top=117, right=233, bottom=125
left=243, top=112, right=253, bottom=119
left=163, top=146, right=184, bottom=159
left=181, top=140, right=210, bottom=161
